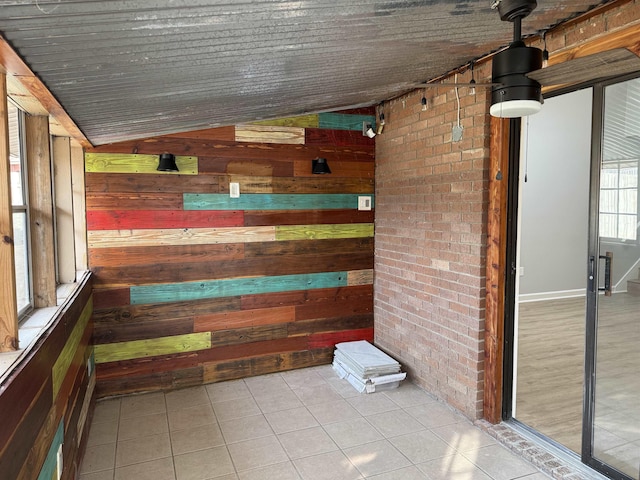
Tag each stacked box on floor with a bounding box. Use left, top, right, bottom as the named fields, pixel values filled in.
left=332, top=340, right=406, bottom=393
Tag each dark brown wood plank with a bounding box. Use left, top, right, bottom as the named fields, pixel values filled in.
left=84, top=172, right=222, bottom=194
left=96, top=351, right=200, bottom=380
left=305, top=128, right=375, bottom=146
left=93, top=316, right=194, bottom=344
left=210, top=324, right=288, bottom=347
left=241, top=285, right=373, bottom=311
left=194, top=306, right=295, bottom=332
left=287, top=314, right=373, bottom=336
left=244, top=238, right=373, bottom=257
left=86, top=192, right=183, bottom=211
left=294, top=289, right=373, bottom=321
left=96, top=365, right=203, bottom=397
left=243, top=209, right=374, bottom=226
left=92, top=287, right=130, bottom=310
left=197, top=337, right=308, bottom=364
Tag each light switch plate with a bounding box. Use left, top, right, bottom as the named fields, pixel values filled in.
left=358, top=196, right=372, bottom=211
left=230, top=182, right=240, bottom=198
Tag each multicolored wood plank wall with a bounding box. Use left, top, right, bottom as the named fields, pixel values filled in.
left=86, top=109, right=376, bottom=397
left=0, top=275, right=94, bottom=480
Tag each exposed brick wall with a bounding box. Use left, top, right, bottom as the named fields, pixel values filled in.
left=374, top=79, right=491, bottom=420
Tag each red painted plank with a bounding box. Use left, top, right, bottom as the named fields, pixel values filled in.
left=306, top=328, right=374, bottom=349
left=305, top=128, right=375, bottom=147
left=86, top=209, right=244, bottom=230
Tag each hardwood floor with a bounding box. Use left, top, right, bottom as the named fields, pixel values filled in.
left=515, top=293, right=640, bottom=478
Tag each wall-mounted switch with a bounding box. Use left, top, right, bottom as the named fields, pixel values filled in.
left=358, top=196, right=372, bottom=211
left=230, top=182, right=240, bottom=198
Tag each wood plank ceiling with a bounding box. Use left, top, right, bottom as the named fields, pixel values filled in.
left=0, top=0, right=612, bottom=146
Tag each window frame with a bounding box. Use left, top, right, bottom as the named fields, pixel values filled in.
left=598, top=158, right=639, bottom=244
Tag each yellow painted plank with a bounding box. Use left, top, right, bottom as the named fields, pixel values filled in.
left=250, top=114, right=319, bottom=128
left=235, top=125, right=305, bottom=144
left=51, top=296, right=93, bottom=398
left=85, top=153, right=198, bottom=175
left=88, top=226, right=276, bottom=248
left=276, top=223, right=374, bottom=241
left=94, top=332, right=212, bottom=363
left=348, top=269, right=374, bottom=286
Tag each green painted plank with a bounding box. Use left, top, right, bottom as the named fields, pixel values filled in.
left=37, top=419, right=64, bottom=480
left=276, top=223, right=374, bottom=241
left=85, top=153, right=198, bottom=175
left=52, top=297, right=93, bottom=399
left=130, top=271, right=348, bottom=305
left=184, top=193, right=373, bottom=211
left=250, top=114, right=319, bottom=128
left=318, top=113, right=376, bottom=131
left=94, top=332, right=211, bottom=364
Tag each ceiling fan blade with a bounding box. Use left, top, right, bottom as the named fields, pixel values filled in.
left=527, top=48, right=640, bottom=86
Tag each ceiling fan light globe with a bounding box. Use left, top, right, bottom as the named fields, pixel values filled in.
left=490, top=99, right=542, bottom=117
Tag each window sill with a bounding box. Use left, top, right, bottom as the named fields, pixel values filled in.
left=0, top=272, right=90, bottom=382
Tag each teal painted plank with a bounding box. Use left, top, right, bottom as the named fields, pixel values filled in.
left=184, top=193, right=374, bottom=211
left=37, top=419, right=64, bottom=480
left=130, top=271, right=348, bottom=305
left=318, top=113, right=376, bottom=131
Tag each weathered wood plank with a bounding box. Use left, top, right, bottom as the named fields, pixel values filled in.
left=307, top=327, right=374, bottom=349
left=243, top=237, right=373, bottom=257
left=305, top=128, right=375, bottom=146
left=241, top=284, right=373, bottom=311
left=94, top=332, right=212, bottom=363
left=34, top=420, right=64, bottom=480
left=199, top=157, right=294, bottom=177
left=183, top=193, right=371, bottom=211
left=288, top=315, right=373, bottom=336
left=86, top=192, right=184, bottom=211
left=92, top=287, right=130, bottom=310
left=85, top=153, right=198, bottom=175
left=235, top=125, right=305, bottom=144
left=347, top=269, right=374, bottom=286
left=93, top=316, right=194, bottom=344
left=96, top=351, right=200, bottom=380
left=210, top=324, right=289, bottom=347
left=87, top=225, right=276, bottom=249
left=164, top=126, right=236, bottom=142
left=294, top=292, right=374, bottom=321
left=85, top=172, right=222, bottom=194
left=293, top=159, right=374, bottom=178
left=318, top=113, right=376, bottom=131
left=129, top=271, right=349, bottom=305
left=244, top=209, right=374, bottom=226
left=194, top=306, right=296, bottom=332
left=275, top=223, right=374, bottom=241
left=96, top=363, right=203, bottom=397
left=226, top=175, right=374, bottom=194
left=89, top=243, right=245, bottom=269
left=86, top=209, right=244, bottom=230
left=197, top=337, right=308, bottom=364
left=251, top=114, right=319, bottom=128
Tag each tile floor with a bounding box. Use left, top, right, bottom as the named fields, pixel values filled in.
left=79, top=365, right=552, bottom=480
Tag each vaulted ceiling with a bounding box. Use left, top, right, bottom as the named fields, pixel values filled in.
left=0, top=0, right=612, bottom=145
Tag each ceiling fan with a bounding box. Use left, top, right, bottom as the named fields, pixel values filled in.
left=413, top=0, right=640, bottom=118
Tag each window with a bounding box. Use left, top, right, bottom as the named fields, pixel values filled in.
left=8, top=101, right=32, bottom=315
left=599, top=159, right=639, bottom=241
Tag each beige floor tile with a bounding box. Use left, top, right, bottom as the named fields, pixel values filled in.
left=80, top=442, right=117, bottom=474
left=120, top=392, right=167, bottom=419
left=79, top=471, right=115, bottom=480
left=281, top=368, right=328, bottom=389
left=389, top=430, right=453, bottom=464
left=114, top=456, right=175, bottom=480
left=367, top=465, right=429, bottom=479
left=430, top=422, right=496, bottom=453
left=309, top=364, right=337, bottom=379
left=462, top=445, right=538, bottom=480
left=220, top=414, right=274, bottom=444
left=227, top=435, right=289, bottom=471
left=174, top=446, right=235, bottom=480
left=244, top=373, right=290, bottom=396
left=293, top=384, right=343, bottom=406
left=171, top=423, right=225, bottom=455
left=238, top=461, right=301, bottom=480
left=165, top=386, right=210, bottom=411
left=213, top=396, right=261, bottom=421
left=366, top=409, right=425, bottom=438
left=323, top=418, right=383, bottom=449
left=404, top=402, right=464, bottom=429
left=265, top=406, right=318, bottom=433
left=293, top=450, right=363, bottom=480
left=306, top=399, right=360, bottom=425
left=87, top=420, right=119, bottom=446
left=343, top=439, right=412, bottom=477
left=382, top=384, right=436, bottom=408
left=168, top=403, right=216, bottom=431
left=93, top=399, right=121, bottom=424
left=346, top=394, right=400, bottom=417
left=278, top=426, right=339, bottom=459
left=417, top=453, right=493, bottom=480
left=118, top=412, right=168, bottom=440
left=253, top=390, right=303, bottom=413
left=207, top=379, right=252, bottom=403
left=115, top=433, right=171, bottom=467
left=326, top=377, right=361, bottom=399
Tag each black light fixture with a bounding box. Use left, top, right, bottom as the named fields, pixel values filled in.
left=312, top=157, right=331, bottom=174
left=490, top=0, right=543, bottom=118
left=157, top=153, right=179, bottom=172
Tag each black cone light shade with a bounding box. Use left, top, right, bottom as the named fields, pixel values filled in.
left=157, top=153, right=179, bottom=172
left=312, top=157, right=331, bottom=174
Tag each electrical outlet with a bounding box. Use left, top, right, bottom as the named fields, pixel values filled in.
left=56, top=444, right=63, bottom=480
left=519, top=267, right=525, bottom=276
left=229, top=182, right=240, bottom=198
left=358, top=196, right=372, bottom=211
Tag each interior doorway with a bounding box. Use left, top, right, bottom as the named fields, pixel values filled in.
left=510, top=76, right=640, bottom=480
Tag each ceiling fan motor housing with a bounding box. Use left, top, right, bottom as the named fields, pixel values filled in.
left=491, top=41, right=543, bottom=116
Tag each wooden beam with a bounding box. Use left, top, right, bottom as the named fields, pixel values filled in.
left=26, top=114, right=56, bottom=307
left=0, top=35, right=91, bottom=148
left=484, top=116, right=510, bottom=424
left=52, top=137, right=76, bottom=283
left=0, top=73, right=19, bottom=352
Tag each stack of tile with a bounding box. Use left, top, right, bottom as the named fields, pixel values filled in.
left=332, top=340, right=406, bottom=393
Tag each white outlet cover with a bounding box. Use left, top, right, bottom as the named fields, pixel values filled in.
left=56, top=444, right=63, bottom=480
left=358, top=196, right=372, bottom=211
left=230, top=182, right=240, bottom=198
